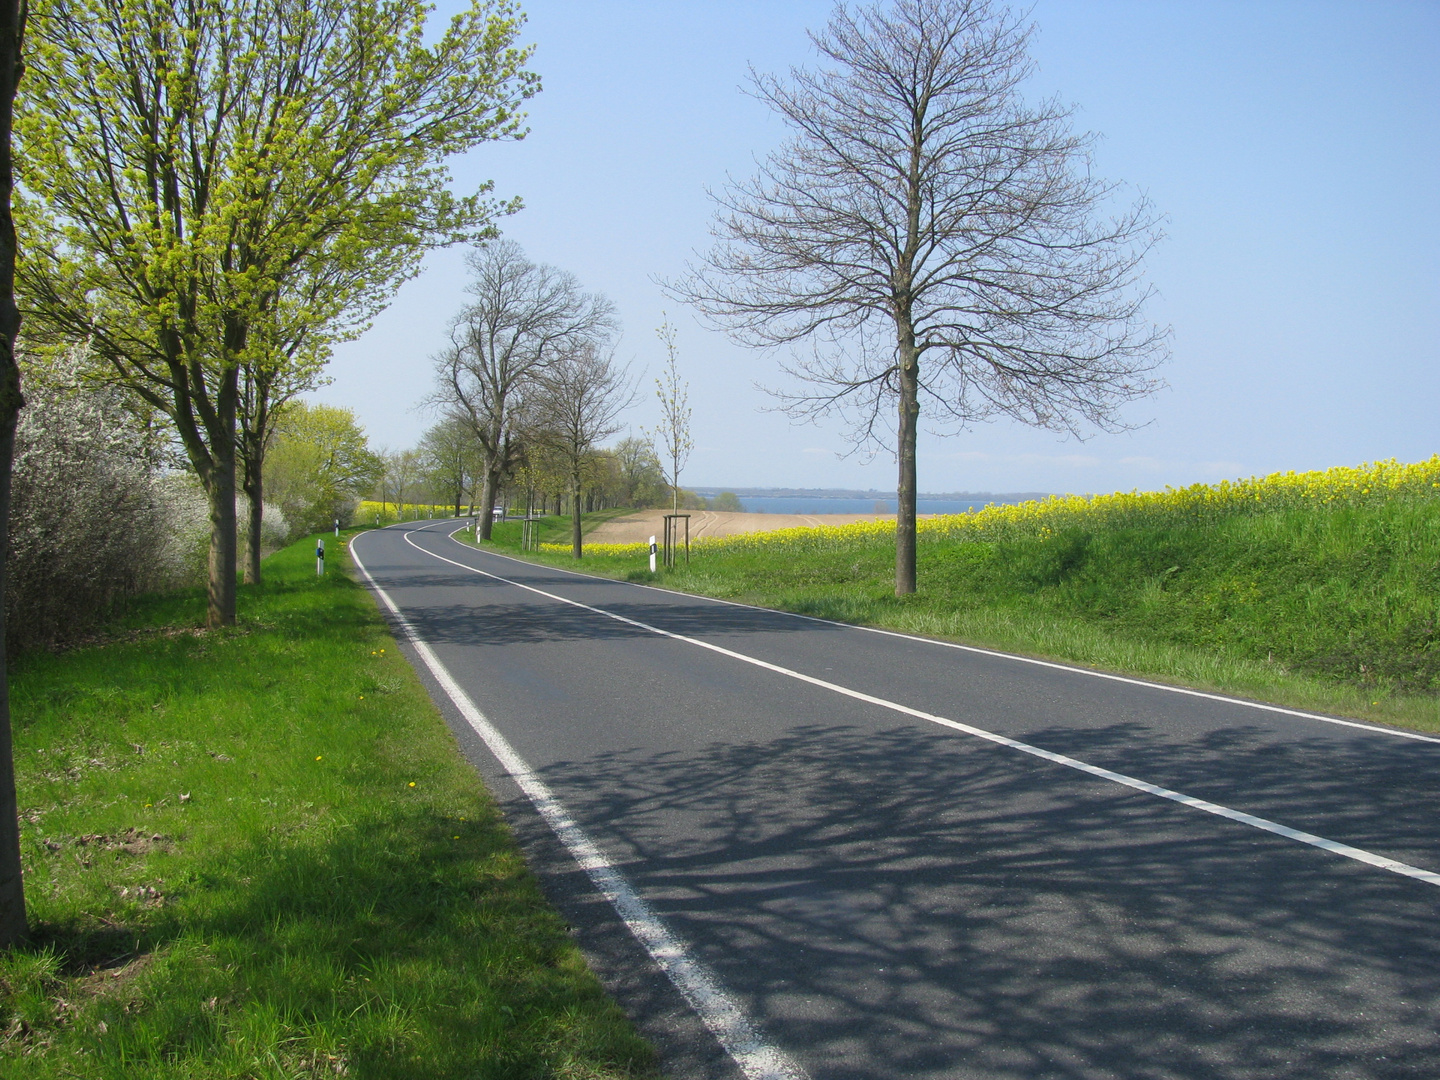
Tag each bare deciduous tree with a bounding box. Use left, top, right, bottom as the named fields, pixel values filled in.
left=648, top=317, right=693, bottom=513
left=431, top=241, right=616, bottom=538
left=673, top=0, right=1168, bottom=595
left=530, top=343, right=635, bottom=558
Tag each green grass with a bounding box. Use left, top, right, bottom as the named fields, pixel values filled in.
left=0, top=531, right=656, bottom=1078
left=485, top=509, right=637, bottom=549
left=462, top=499, right=1440, bottom=734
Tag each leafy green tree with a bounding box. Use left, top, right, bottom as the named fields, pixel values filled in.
left=612, top=434, right=669, bottom=508
left=375, top=447, right=427, bottom=523
left=16, top=0, right=539, bottom=624
left=264, top=403, right=382, bottom=535
left=421, top=416, right=485, bottom=517
left=0, top=0, right=25, bottom=948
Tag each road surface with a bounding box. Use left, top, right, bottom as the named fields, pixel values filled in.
left=351, top=520, right=1440, bottom=1080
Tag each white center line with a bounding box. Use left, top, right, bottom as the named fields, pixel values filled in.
left=350, top=528, right=809, bottom=1080
left=399, top=525, right=1440, bottom=891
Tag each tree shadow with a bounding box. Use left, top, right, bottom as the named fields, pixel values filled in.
left=530, top=722, right=1440, bottom=1080
left=395, top=585, right=844, bottom=650
left=19, top=807, right=653, bottom=1079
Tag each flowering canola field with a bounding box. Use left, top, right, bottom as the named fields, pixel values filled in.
left=547, top=456, right=1440, bottom=560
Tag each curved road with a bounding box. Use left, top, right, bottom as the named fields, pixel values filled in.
left=352, top=521, right=1440, bottom=1080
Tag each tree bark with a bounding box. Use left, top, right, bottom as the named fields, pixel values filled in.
left=204, top=396, right=239, bottom=628
left=172, top=360, right=240, bottom=628
left=0, top=0, right=26, bottom=948
left=895, top=325, right=919, bottom=596
left=0, top=361, right=26, bottom=948
left=241, top=432, right=264, bottom=585
left=477, top=461, right=498, bottom=539
left=570, top=473, right=582, bottom=558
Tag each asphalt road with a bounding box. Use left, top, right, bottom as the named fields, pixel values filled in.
left=351, top=520, right=1440, bottom=1080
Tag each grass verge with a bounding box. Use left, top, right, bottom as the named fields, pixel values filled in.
left=461, top=502, right=1440, bottom=735
left=1, top=531, right=656, bottom=1078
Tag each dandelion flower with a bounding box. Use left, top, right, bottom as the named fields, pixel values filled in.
left=315, top=755, right=322, bottom=761
left=408, top=782, right=416, bottom=788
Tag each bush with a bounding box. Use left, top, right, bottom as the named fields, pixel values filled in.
left=5, top=354, right=284, bottom=650
left=7, top=363, right=181, bottom=649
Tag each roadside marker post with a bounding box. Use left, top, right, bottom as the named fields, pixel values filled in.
left=334, top=518, right=339, bottom=537
left=649, top=535, right=657, bottom=574
left=316, top=538, right=325, bottom=576
left=662, top=513, right=691, bottom=568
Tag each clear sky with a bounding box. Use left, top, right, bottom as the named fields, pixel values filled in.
left=315, top=0, right=1438, bottom=496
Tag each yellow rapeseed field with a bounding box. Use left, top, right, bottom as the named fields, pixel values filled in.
left=586, top=457, right=1440, bottom=560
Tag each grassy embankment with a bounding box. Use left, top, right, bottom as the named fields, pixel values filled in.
left=0, top=532, right=656, bottom=1078
left=466, top=458, right=1440, bottom=733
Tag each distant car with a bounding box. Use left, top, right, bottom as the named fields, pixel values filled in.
left=492, top=506, right=504, bottom=521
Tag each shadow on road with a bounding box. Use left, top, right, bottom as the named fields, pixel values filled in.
left=534, top=722, right=1440, bottom=1080
left=394, top=586, right=841, bottom=650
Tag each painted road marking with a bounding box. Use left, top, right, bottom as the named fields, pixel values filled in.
left=350, top=530, right=809, bottom=1080
left=458, top=526, right=1440, bottom=746
left=402, top=526, right=1440, bottom=891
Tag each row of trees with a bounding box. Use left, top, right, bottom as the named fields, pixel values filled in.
left=377, top=424, right=677, bottom=527
left=15, top=0, right=539, bottom=625
left=0, top=0, right=1170, bottom=948
left=424, top=241, right=643, bottom=557
left=0, top=0, right=541, bottom=943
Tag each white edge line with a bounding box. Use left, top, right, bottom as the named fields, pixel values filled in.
left=438, top=523, right=1440, bottom=747
left=348, top=529, right=809, bottom=1080
left=403, top=525, right=1440, bottom=891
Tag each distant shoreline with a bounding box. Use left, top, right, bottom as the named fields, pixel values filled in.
left=690, top=486, right=1053, bottom=502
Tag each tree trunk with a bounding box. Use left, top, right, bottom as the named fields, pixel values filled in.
left=477, top=457, right=498, bottom=540
left=570, top=474, right=582, bottom=558
left=0, top=358, right=25, bottom=948
left=895, top=329, right=919, bottom=596
left=0, top=0, right=27, bottom=949
left=241, top=441, right=264, bottom=585
left=204, top=441, right=239, bottom=628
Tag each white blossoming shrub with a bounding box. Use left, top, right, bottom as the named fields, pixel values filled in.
left=242, top=497, right=292, bottom=557
left=148, top=473, right=211, bottom=591
left=7, top=370, right=174, bottom=648
left=6, top=354, right=283, bottom=650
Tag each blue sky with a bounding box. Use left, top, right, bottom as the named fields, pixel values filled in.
left=316, top=0, right=1438, bottom=496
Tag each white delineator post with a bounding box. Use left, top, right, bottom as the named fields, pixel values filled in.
left=649, top=535, right=657, bottom=574
left=317, top=537, right=325, bottom=576
left=334, top=518, right=339, bottom=537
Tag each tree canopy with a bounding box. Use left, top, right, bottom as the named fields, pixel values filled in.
left=15, top=0, right=539, bottom=621
left=676, top=0, right=1166, bottom=594
left=264, top=402, right=382, bottom=534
